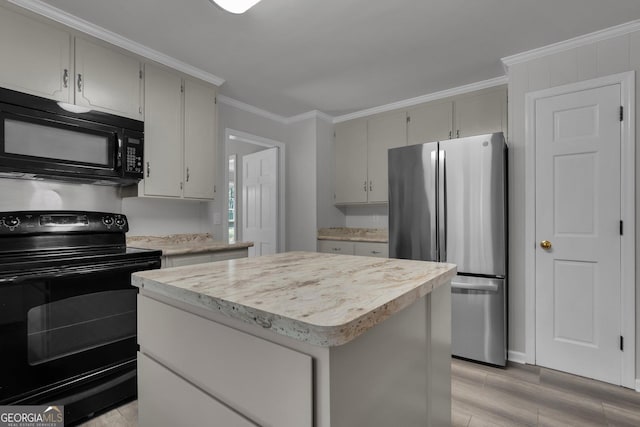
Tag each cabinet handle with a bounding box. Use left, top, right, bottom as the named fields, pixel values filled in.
left=77, top=74, right=83, bottom=92
left=449, top=130, right=452, bottom=139
left=63, top=69, right=69, bottom=88
left=369, top=180, right=372, bottom=192
left=146, top=162, right=150, bottom=178
left=186, top=167, right=190, bottom=182
left=364, top=180, right=367, bottom=192
left=371, top=250, right=381, bottom=254
left=332, top=247, right=341, bottom=252
left=456, top=129, right=460, bottom=138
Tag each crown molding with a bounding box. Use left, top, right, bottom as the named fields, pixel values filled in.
left=7, top=0, right=225, bottom=87
left=217, top=95, right=289, bottom=124
left=502, top=19, right=640, bottom=69
left=286, top=110, right=334, bottom=124
left=333, top=75, right=508, bottom=123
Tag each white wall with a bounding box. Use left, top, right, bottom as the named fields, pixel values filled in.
left=287, top=118, right=318, bottom=251
left=507, top=30, right=640, bottom=371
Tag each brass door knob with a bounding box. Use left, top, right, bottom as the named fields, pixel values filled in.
left=540, top=240, right=552, bottom=250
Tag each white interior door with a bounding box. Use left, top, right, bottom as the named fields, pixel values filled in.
left=242, top=147, right=278, bottom=257
left=535, top=83, right=622, bottom=385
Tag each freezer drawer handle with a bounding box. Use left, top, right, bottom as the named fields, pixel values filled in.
left=451, top=280, right=499, bottom=292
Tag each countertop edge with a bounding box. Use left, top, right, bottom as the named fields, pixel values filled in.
left=132, top=264, right=456, bottom=347
left=129, top=241, right=253, bottom=256
left=317, top=235, right=388, bottom=243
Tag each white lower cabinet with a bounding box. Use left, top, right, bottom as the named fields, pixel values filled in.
left=138, top=353, right=256, bottom=427
left=138, top=296, right=313, bottom=427
left=318, top=240, right=388, bottom=258
left=161, top=248, right=248, bottom=268
left=317, top=240, right=355, bottom=255
left=354, top=242, right=389, bottom=258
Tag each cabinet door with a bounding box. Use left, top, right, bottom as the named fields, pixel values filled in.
left=317, top=240, right=355, bottom=255
left=367, top=111, right=407, bottom=203
left=74, top=38, right=142, bottom=120
left=354, top=242, right=388, bottom=258
left=335, top=119, right=367, bottom=204
left=0, top=7, right=71, bottom=102
left=143, top=64, right=183, bottom=197
left=453, top=87, right=507, bottom=138
left=183, top=79, right=217, bottom=200
left=407, top=100, right=453, bottom=144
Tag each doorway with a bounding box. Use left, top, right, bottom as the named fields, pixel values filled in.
left=525, top=72, right=635, bottom=387
left=224, top=129, right=286, bottom=254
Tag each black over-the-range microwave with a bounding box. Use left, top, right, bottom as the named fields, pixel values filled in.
left=0, top=87, right=144, bottom=185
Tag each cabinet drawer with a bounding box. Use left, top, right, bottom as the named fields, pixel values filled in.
left=138, top=352, right=256, bottom=427
left=138, top=296, right=312, bottom=427
left=354, top=242, right=388, bottom=258
left=317, top=240, right=355, bottom=255
left=163, top=253, right=214, bottom=268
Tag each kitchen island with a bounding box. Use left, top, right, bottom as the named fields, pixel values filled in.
left=132, top=251, right=456, bottom=427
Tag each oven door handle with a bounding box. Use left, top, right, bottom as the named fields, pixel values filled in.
left=0, top=259, right=160, bottom=284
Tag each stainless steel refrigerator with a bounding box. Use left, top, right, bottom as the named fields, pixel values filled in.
left=388, top=132, right=507, bottom=366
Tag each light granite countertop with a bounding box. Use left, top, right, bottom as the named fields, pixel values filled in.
left=127, top=233, right=253, bottom=256
left=317, top=227, right=388, bottom=243
left=132, top=251, right=455, bottom=347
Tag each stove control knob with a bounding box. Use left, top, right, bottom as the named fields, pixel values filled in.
left=115, top=217, right=126, bottom=227
left=3, top=216, right=20, bottom=229
left=102, top=216, right=114, bottom=226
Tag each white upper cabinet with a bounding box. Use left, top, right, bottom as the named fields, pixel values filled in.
left=131, top=64, right=218, bottom=201
left=367, top=111, right=407, bottom=203
left=453, top=87, right=507, bottom=138
left=74, top=38, right=142, bottom=120
left=183, top=79, right=217, bottom=200
left=407, top=101, right=453, bottom=145
left=142, top=64, right=183, bottom=198
left=334, top=86, right=506, bottom=205
left=335, top=119, right=368, bottom=204
left=0, top=7, right=71, bottom=102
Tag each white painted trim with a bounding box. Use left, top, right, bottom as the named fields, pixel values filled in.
left=635, top=379, right=640, bottom=393
left=524, top=71, right=635, bottom=388
left=287, top=110, right=333, bottom=124
left=507, top=351, right=527, bottom=365
left=223, top=129, right=286, bottom=253
left=7, top=0, right=225, bottom=87
left=502, top=19, right=640, bottom=68
left=222, top=77, right=510, bottom=126
left=333, top=76, right=508, bottom=123
left=217, top=95, right=289, bottom=124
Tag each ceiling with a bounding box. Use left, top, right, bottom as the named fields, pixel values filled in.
left=32, top=0, right=640, bottom=117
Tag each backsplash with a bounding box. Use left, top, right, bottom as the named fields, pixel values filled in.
left=0, top=178, right=213, bottom=237
left=0, top=179, right=121, bottom=212
left=344, top=205, right=388, bottom=229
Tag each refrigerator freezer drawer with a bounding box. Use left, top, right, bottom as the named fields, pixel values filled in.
left=451, top=275, right=506, bottom=366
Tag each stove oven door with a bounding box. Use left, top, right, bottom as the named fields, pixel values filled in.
left=0, top=257, right=159, bottom=419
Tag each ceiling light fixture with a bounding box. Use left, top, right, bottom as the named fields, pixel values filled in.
left=209, top=0, right=262, bottom=14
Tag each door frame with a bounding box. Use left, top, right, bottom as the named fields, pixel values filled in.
left=524, top=71, right=635, bottom=388
left=224, top=128, right=286, bottom=253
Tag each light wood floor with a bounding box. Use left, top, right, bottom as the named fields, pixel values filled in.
left=80, top=358, right=640, bottom=426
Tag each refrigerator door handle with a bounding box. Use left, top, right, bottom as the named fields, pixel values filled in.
left=451, top=280, right=499, bottom=292
left=429, top=149, right=438, bottom=259
left=438, top=149, right=447, bottom=261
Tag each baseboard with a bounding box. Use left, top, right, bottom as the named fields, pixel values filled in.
left=507, top=350, right=527, bottom=364
left=635, top=379, right=640, bottom=392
